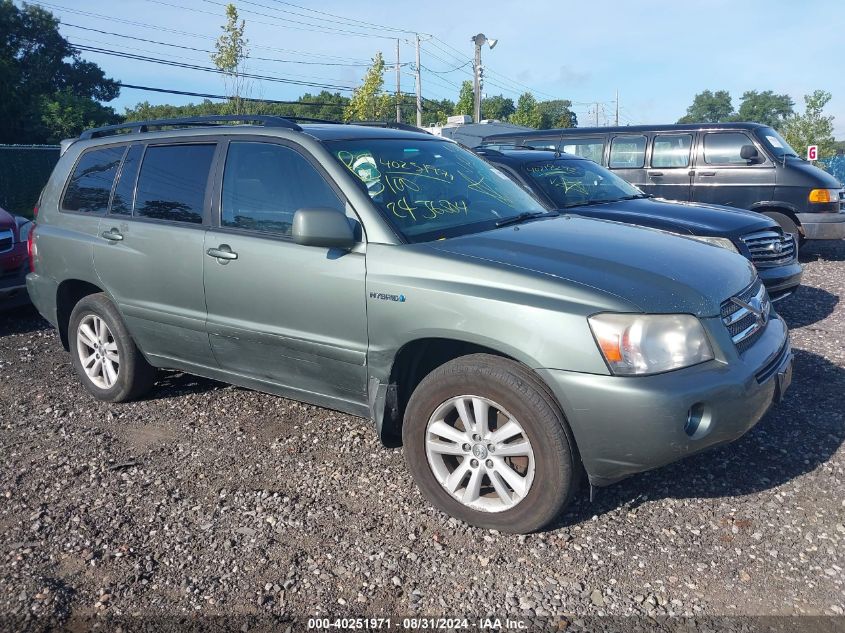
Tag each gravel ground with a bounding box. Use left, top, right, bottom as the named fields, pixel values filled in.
left=1, top=242, right=843, bottom=631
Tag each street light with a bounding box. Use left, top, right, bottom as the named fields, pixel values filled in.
left=471, top=33, right=496, bottom=123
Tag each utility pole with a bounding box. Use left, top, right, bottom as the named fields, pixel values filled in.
left=594, top=103, right=600, bottom=127
left=415, top=34, right=422, bottom=127
left=395, top=39, right=401, bottom=123
left=471, top=33, right=497, bottom=124
left=615, top=90, right=619, bottom=126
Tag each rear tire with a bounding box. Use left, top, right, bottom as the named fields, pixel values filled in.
left=69, top=293, right=155, bottom=402
left=403, top=354, right=579, bottom=533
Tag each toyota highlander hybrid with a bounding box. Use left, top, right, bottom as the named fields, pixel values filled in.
left=27, top=116, right=793, bottom=532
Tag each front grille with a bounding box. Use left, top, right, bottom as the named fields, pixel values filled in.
left=0, top=229, right=13, bottom=254
left=740, top=230, right=796, bottom=267
left=721, top=278, right=770, bottom=353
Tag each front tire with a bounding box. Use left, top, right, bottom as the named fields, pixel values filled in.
left=403, top=354, right=579, bottom=533
left=69, top=293, right=155, bottom=402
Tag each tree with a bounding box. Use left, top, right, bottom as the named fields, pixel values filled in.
left=735, top=90, right=794, bottom=128
left=211, top=4, right=249, bottom=114
left=780, top=90, right=836, bottom=160
left=0, top=1, right=119, bottom=143
left=510, top=92, right=542, bottom=128
left=344, top=52, right=392, bottom=121
left=536, top=99, right=577, bottom=129
left=454, top=81, right=474, bottom=117
left=481, top=94, right=515, bottom=120
left=677, top=90, right=733, bottom=123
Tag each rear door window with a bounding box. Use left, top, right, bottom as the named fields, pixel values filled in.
left=559, top=138, right=605, bottom=164
left=134, top=144, right=216, bottom=224
left=609, top=135, right=646, bottom=169
left=221, top=142, right=344, bottom=236
left=652, top=134, right=693, bottom=168
left=62, top=146, right=126, bottom=214
left=703, top=132, right=755, bottom=165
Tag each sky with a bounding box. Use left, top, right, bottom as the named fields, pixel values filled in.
left=29, top=0, right=845, bottom=137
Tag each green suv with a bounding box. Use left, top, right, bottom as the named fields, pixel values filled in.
left=27, top=116, right=793, bottom=533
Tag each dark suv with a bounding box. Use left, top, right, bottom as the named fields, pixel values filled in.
left=482, top=122, right=845, bottom=244
left=477, top=148, right=802, bottom=301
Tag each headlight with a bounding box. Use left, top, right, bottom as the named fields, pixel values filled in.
left=589, top=313, right=714, bottom=376
left=684, top=235, right=739, bottom=253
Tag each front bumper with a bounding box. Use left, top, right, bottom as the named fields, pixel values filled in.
left=0, top=243, right=30, bottom=309
left=757, top=261, right=802, bottom=301
left=536, top=316, right=791, bottom=486
left=797, top=210, right=845, bottom=240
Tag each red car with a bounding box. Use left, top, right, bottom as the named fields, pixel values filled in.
left=0, top=205, right=31, bottom=309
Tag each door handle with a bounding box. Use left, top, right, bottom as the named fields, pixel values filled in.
left=648, top=171, right=664, bottom=178
left=206, top=246, right=238, bottom=261
left=698, top=171, right=716, bottom=176
left=101, top=229, right=123, bottom=241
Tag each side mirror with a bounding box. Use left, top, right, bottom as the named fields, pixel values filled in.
left=292, top=207, right=356, bottom=250
left=740, top=144, right=761, bottom=162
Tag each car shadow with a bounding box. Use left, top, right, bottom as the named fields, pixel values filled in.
left=799, top=239, right=845, bottom=263
left=553, top=347, right=845, bottom=529
left=776, top=285, right=839, bottom=329
left=0, top=303, right=49, bottom=337
left=147, top=371, right=227, bottom=399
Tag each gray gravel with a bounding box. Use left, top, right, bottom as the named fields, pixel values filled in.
left=1, top=242, right=843, bottom=629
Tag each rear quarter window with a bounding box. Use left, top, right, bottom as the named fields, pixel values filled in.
left=62, top=146, right=126, bottom=214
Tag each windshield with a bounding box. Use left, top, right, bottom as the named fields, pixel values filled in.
left=756, top=127, right=798, bottom=158
left=522, top=158, right=643, bottom=208
left=326, top=139, right=546, bottom=242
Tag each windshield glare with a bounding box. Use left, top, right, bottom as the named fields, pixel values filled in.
left=327, top=139, right=546, bottom=242
left=523, top=159, right=642, bottom=208
left=757, top=127, right=798, bottom=158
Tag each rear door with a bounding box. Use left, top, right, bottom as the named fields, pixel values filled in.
left=202, top=139, right=368, bottom=411
left=643, top=132, right=694, bottom=200
left=607, top=134, right=648, bottom=190
left=691, top=131, right=775, bottom=208
left=94, top=141, right=218, bottom=368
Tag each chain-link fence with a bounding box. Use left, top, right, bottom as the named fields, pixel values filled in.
left=0, top=145, right=60, bottom=218
left=817, top=156, right=845, bottom=186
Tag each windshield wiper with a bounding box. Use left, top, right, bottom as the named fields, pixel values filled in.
left=617, top=193, right=652, bottom=200
left=495, top=210, right=558, bottom=227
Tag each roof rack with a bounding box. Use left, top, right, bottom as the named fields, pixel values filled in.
left=350, top=121, right=431, bottom=134
left=78, top=115, right=303, bottom=140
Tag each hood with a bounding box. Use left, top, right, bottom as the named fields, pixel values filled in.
left=564, top=197, right=771, bottom=237
left=782, top=156, right=842, bottom=187
left=426, top=215, right=756, bottom=317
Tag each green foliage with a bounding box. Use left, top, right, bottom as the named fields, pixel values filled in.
left=211, top=3, right=249, bottom=114
left=510, top=92, right=542, bottom=128
left=735, top=90, right=794, bottom=128
left=780, top=90, right=836, bottom=160
left=536, top=99, right=577, bottom=129
left=454, top=81, right=474, bottom=116
left=344, top=52, right=393, bottom=121
left=677, top=90, right=734, bottom=123
left=0, top=0, right=119, bottom=143
left=481, top=95, right=515, bottom=121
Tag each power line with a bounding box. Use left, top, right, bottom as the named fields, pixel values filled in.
left=117, top=83, right=345, bottom=106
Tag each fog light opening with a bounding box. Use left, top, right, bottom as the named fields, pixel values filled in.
left=684, top=403, right=712, bottom=440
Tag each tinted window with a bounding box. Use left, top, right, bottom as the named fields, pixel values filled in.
left=135, top=144, right=215, bottom=224
left=609, top=135, right=646, bottom=169
left=328, top=138, right=546, bottom=243
left=109, top=144, right=143, bottom=215
left=703, top=132, right=755, bottom=165
left=559, top=138, right=604, bottom=164
left=62, top=146, right=125, bottom=213
left=652, top=134, right=693, bottom=168
left=221, top=142, right=343, bottom=235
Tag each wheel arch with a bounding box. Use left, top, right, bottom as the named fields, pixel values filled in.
left=55, top=279, right=107, bottom=351
left=749, top=202, right=803, bottom=231
left=373, top=336, right=549, bottom=445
